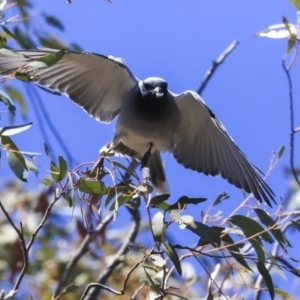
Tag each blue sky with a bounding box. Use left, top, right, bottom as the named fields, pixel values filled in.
left=2, top=0, right=300, bottom=296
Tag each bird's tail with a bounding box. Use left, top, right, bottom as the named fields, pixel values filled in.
left=148, top=151, right=170, bottom=196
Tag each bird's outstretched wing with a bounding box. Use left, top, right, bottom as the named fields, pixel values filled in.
left=172, top=91, right=275, bottom=206
left=0, top=48, right=138, bottom=123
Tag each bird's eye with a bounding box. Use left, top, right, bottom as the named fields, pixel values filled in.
left=144, top=83, right=151, bottom=90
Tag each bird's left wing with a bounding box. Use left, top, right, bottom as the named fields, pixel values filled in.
left=0, top=48, right=138, bottom=123
left=172, top=91, right=275, bottom=206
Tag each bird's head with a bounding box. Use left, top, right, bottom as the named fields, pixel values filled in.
left=139, top=77, right=168, bottom=100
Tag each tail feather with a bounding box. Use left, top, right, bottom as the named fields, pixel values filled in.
left=148, top=151, right=170, bottom=195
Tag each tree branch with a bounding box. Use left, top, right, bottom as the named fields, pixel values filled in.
left=54, top=212, right=115, bottom=297
left=197, top=40, right=239, bottom=95
left=82, top=206, right=141, bottom=300
left=282, top=57, right=300, bottom=187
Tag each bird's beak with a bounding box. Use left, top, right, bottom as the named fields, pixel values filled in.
left=153, top=87, right=164, bottom=98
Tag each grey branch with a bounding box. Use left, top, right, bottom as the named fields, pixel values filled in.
left=198, top=40, right=239, bottom=95
left=81, top=207, right=141, bottom=300
left=54, top=212, right=115, bottom=297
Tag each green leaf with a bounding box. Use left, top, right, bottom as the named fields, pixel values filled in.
left=291, top=220, right=300, bottom=232
left=170, top=210, right=182, bottom=223
left=50, top=161, right=60, bottom=182
left=7, top=150, right=27, bottom=181
left=42, top=178, right=52, bottom=186
left=151, top=195, right=206, bottom=211
left=61, top=190, right=74, bottom=207
left=186, top=221, right=222, bottom=247
left=256, top=262, right=274, bottom=300
left=206, top=288, right=214, bottom=300
left=213, top=192, right=229, bottom=206
left=289, top=0, right=300, bottom=11
left=43, top=142, right=52, bottom=160
left=152, top=212, right=165, bottom=241
left=150, top=254, right=166, bottom=267
left=59, top=284, right=79, bottom=297
left=15, top=73, right=30, bottom=82
left=24, top=157, right=38, bottom=176
left=169, top=195, right=206, bottom=210
left=1, top=26, right=18, bottom=40
left=78, top=178, right=109, bottom=195
left=1, top=135, right=28, bottom=178
left=57, top=155, right=68, bottom=181
left=221, top=234, right=252, bottom=271
left=273, top=288, right=295, bottom=300
left=111, top=160, right=137, bottom=178
left=0, top=90, right=15, bottom=115
left=5, top=86, right=28, bottom=117
left=278, top=145, right=285, bottom=159
left=229, top=215, right=274, bottom=244
left=162, top=241, right=182, bottom=276
left=38, top=50, right=65, bottom=67
left=0, top=123, right=32, bottom=136
left=262, top=247, right=286, bottom=280
left=283, top=17, right=297, bottom=52
left=0, top=36, right=6, bottom=48
left=254, top=208, right=291, bottom=248
left=45, top=15, right=65, bottom=31
left=109, top=194, right=132, bottom=211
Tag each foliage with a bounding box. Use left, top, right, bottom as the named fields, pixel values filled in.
left=0, top=1, right=299, bottom=300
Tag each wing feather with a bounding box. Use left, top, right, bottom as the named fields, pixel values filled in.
left=173, top=91, right=275, bottom=206
left=0, top=48, right=138, bottom=123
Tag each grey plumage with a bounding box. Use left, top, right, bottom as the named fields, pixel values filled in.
left=0, top=48, right=276, bottom=206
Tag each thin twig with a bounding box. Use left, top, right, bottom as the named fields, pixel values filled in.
left=0, top=192, right=59, bottom=293
left=14, top=194, right=59, bottom=290
left=54, top=212, right=115, bottom=296
left=198, top=40, right=239, bottom=95
left=82, top=206, right=141, bottom=300
left=282, top=58, right=300, bottom=187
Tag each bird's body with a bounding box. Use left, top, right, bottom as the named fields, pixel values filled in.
left=0, top=47, right=276, bottom=206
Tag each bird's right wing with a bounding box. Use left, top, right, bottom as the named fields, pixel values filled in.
left=0, top=48, right=138, bottom=123
left=172, top=91, right=275, bottom=206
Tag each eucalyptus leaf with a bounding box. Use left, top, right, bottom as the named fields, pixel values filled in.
left=0, top=89, right=15, bottom=115
left=0, top=123, right=32, bottom=136
left=162, top=241, right=182, bottom=276
left=256, top=262, right=274, bottom=300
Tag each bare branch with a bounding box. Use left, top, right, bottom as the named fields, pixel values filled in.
left=282, top=57, right=300, bottom=187
left=197, top=40, right=239, bottom=95
left=54, top=212, right=115, bottom=296
left=82, top=207, right=140, bottom=300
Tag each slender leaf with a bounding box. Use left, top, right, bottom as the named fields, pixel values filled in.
left=278, top=145, right=285, bottom=159
left=256, top=262, right=274, bottom=300
left=7, top=150, right=27, bottom=181
left=0, top=123, right=32, bottom=136
left=221, top=234, right=252, bottom=271
left=57, top=155, right=68, bottom=181
left=229, top=215, right=274, bottom=244
left=78, top=178, right=109, bottom=195
left=150, top=255, right=166, bottom=267
left=38, top=50, right=65, bottom=67
left=0, top=89, right=15, bottom=115
left=162, top=241, right=182, bottom=276
left=274, top=288, right=295, bottom=300
left=213, top=192, right=229, bottom=206
left=5, top=86, right=28, bottom=117
left=152, top=212, right=165, bottom=241
left=187, top=221, right=222, bottom=247
left=254, top=208, right=291, bottom=247
left=291, top=220, right=300, bottom=232
left=45, top=15, right=65, bottom=31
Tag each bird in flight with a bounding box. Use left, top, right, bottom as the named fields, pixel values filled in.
left=0, top=48, right=275, bottom=206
